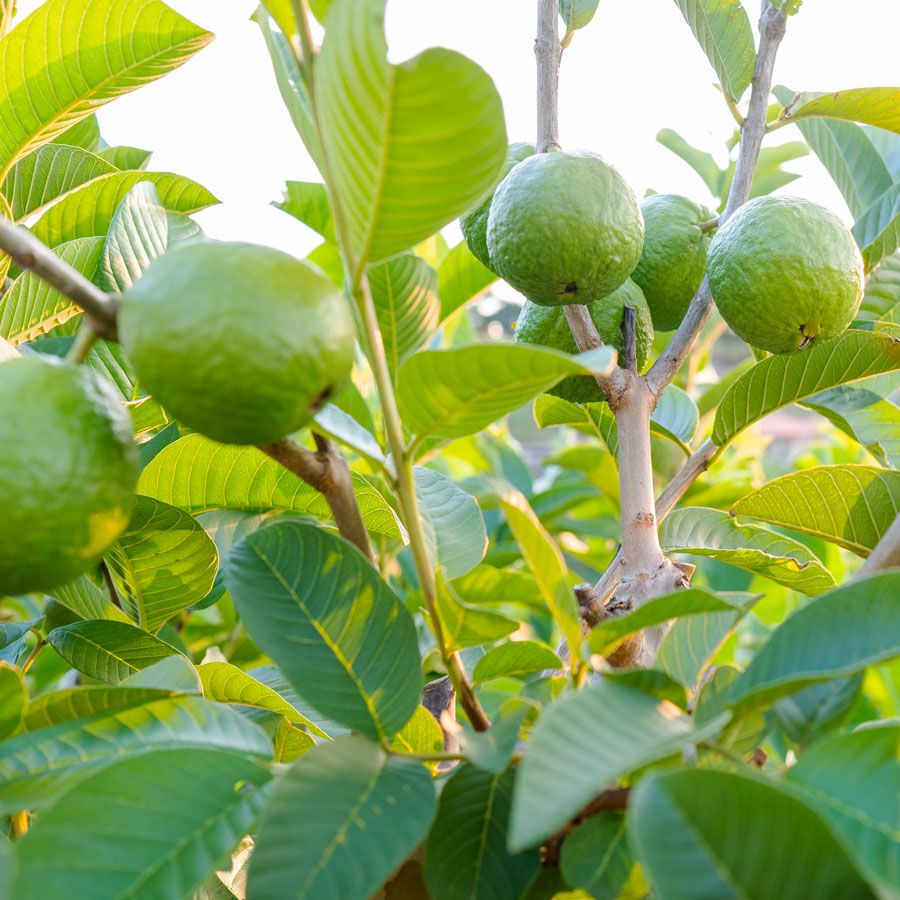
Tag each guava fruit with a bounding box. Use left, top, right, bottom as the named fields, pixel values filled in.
left=707, top=196, right=864, bottom=353
left=514, top=278, right=654, bottom=403
left=0, top=356, right=137, bottom=596
left=120, top=241, right=355, bottom=446
left=631, top=193, right=714, bottom=331
left=461, top=142, right=535, bottom=270
left=487, top=150, right=644, bottom=306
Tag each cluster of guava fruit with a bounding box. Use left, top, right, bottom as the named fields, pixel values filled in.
left=0, top=241, right=355, bottom=597
left=463, top=145, right=864, bottom=402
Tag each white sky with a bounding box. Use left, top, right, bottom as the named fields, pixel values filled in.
left=16, top=0, right=900, bottom=258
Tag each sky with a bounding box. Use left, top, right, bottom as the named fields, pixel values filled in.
left=16, top=0, right=900, bottom=260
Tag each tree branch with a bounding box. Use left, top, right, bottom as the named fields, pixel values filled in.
left=857, top=513, right=900, bottom=578
left=260, top=436, right=375, bottom=563
left=620, top=306, right=637, bottom=374
left=563, top=304, right=627, bottom=402
left=535, top=0, right=562, bottom=152
left=644, top=3, right=787, bottom=399
left=0, top=218, right=118, bottom=339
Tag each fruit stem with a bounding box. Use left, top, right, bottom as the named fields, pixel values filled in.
left=698, top=216, right=720, bottom=234
left=355, top=273, right=490, bottom=732
left=65, top=322, right=99, bottom=364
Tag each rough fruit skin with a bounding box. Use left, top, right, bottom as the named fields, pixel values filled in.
left=461, top=142, right=535, bottom=270
left=707, top=196, right=864, bottom=354
left=120, top=241, right=355, bottom=446
left=631, top=193, right=713, bottom=331
left=0, top=356, right=137, bottom=596
left=487, top=150, right=644, bottom=306
left=514, top=279, right=654, bottom=403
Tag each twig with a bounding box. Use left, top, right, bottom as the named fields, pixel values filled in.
left=100, top=560, right=123, bottom=609
left=644, top=3, right=787, bottom=399
left=261, top=436, right=375, bottom=563
left=289, top=0, right=317, bottom=88
left=857, top=513, right=900, bottom=578
left=563, top=305, right=626, bottom=403
left=535, top=0, right=562, bottom=152
left=0, top=218, right=118, bottom=338
left=20, top=639, right=46, bottom=675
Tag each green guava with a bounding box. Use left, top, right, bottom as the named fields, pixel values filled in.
left=631, top=193, right=714, bottom=331
left=487, top=150, right=644, bottom=306
left=461, top=142, right=535, bottom=270
left=120, top=241, right=355, bottom=446
left=514, top=279, right=654, bottom=403
left=707, top=196, right=864, bottom=353
left=0, top=356, right=137, bottom=596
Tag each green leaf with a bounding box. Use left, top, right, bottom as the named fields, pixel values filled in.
left=804, top=384, right=900, bottom=468
left=434, top=570, right=517, bottom=652
left=119, top=654, right=201, bottom=692
left=225, top=520, right=421, bottom=741
left=367, top=253, right=440, bottom=380
left=253, top=8, right=323, bottom=171
left=22, top=686, right=174, bottom=731
left=0, top=695, right=271, bottom=816
left=437, top=241, right=496, bottom=321
left=105, top=496, right=218, bottom=633
left=774, top=676, right=863, bottom=748
left=853, top=181, right=900, bottom=271
left=424, top=766, right=539, bottom=900
left=0, top=664, right=26, bottom=739
left=315, top=0, right=507, bottom=270
left=416, top=467, right=487, bottom=578
left=458, top=705, right=529, bottom=775
left=96, top=145, right=153, bottom=170
left=52, top=116, right=101, bottom=152
left=560, top=814, right=641, bottom=900
left=712, top=331, right=900, bottom=447
left=671, top=0, right=756, bottom=101
left=773, top=86, right=892, bottom=218
left=198, top=661, right=328, bottom=739
left=629, top=768, right=875, bottom=900
left=472, top=641, right=562, bottom=683
left=509, top=682, right=728, bottom=850
left=95, top=181, right=169, bottom=293
left=655, top=595, right=756, bottom=688
left=248, top=736, right=436, bottom=900
left=732, top=465, right=900, bottom=557
left=776, top=87, right=900, bottom=134
left=0, top=617, right=42, bottom=652
left=0, top=237, right=102, bottom=343
left=559, top=0, right=600, bottom=30
left=47, top=619, right=183, bottom=684
left=588, top=589, right=741, bottom=656
left=661, top=507, right=836, bottom=596
left=656, top=128, right=724, bottom=199
left=496, top=487, right=582, bottom=654
left=275, top=181, right=334, bottom=242
left=859, top=251, right=900, bottom=322
left=138, top=434, right=402, bottom=538
left=47, top=573, right=128, bottom=623
left=1, top=145, right=117, bottom=220
left=389, top=706, right=443, bottom=756
left=399, top=344, right=616, bottom=442
left=29, top=171, right=217, bottom=248
left=10, top=749, right=273, bottom=900
left=730, top=572, right=900, bottom=713
left=313, top=404, right=385, bottom=466
left=786, top=726, right=900, bottom=896
left=0, top=0, right=212, bottom=178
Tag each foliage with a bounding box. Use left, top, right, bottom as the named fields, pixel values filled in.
left=0, top=1, right=899, bottom=899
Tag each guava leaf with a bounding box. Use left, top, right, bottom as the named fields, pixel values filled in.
left=472, top=640, right=562, bottom=683
left=732, top=465, right=900, bottom=557
left=0, top=0, right=212, bottom=178
left=434, top=570, right=517, bottom=652
left=729, top=571, right=900, bottom=713
left=315, top=0, right=507, bottom=271
left=671, top=0, right=756, bottom=101
left=96, top=146, right=153, bottom=170
left=712, top=331, right=900, bottom=447
left=852, top=181, right=900, bottom=271
left=774, top=87, right=900, bottom=134
left=559, top=0, right=600, bottom=31
left=438, top=241, right=496, bottom=321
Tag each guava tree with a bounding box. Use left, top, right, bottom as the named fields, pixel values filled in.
left=0, top=0, right=899, bottom=897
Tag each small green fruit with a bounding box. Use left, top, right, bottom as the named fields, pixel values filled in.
left=0, top=356, right=137, bottom=596
left=487, top=150, right=644, bottom=306
left=514, top=279, right=654, bottom=403
left=120, top=241, right=355, bottom=446
left=631, top=193, right=713, bottom=331
left=461, top=142, right=535, bottom=270
left=707, top=196, right=864, bottom=353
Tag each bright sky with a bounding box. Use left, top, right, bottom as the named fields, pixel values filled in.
left=16, top=0, right=900, bottom=259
